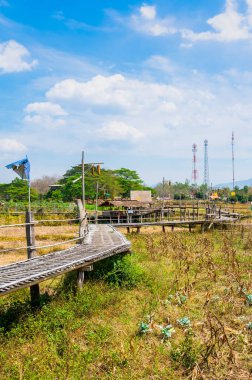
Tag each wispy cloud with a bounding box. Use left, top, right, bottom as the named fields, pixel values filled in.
left=110, top=3, right=177, bottom=37
left=0, top=138, right=27, bottom=153
left=52, top=10, right=114, bottom=32
left=0, top=40, right=37, bottom=73
left=97, top=121, right=144, bottom=142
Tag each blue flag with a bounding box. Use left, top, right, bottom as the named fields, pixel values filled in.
left=6, top=156, right=30, bottom=180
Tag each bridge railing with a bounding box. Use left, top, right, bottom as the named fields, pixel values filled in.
left=0, top=199, right=87, bottom=256
left=87, top=205, right=227, bottom=224
left=0, top=199, right=88, bottom=305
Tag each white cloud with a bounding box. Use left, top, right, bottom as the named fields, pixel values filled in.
left=16, top=65, right=252, bottom=184
left=0, top=138, right=27, bottom=153
left=97, top=121, right=144, bottom=141
left=46, top=74, right=182, bottom=115
left=124, top=1, right=252, bottom=43
left=145, top=55, right=177, bottom=74
left=23, top=114, right=66, bottom=128
left=139, top=5, right=156, bottom=20
left=25, top=102, right=67, bottom=116
left=24, top=102, right=67, bottom=129
left=182, top=0, right=252, bottom=42
left=46, top=75, right=128, bottom=107
left=0, top=40, right=38, bottom=73
left=129, top=3, right=177, bottom=36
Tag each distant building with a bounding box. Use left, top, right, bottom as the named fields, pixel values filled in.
left=130, top=190, right=152, bottom=203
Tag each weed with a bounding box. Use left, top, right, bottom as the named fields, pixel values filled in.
left=170, top=329, right=201, bottom=371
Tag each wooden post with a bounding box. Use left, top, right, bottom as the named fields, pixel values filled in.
left=26, top=211, right=36, bottom=259
left=136, top=227, right=140, bottom=233
left=25, top=210, right=40, bottom=306
left=77, top=265, right=93, bottom=290
left=76, top=199, right=86, bottom=244
left=95, top=181, right=99, bottom=224
left=162, top=225, right=165, bottom=233
left=82, top=151, right=85, bottom=213
left=127, top=227, right=130, bottom=234
left=171, top=224, right=174, bottom=232
left=77, top=271, right=85, bottom=289
left=76, top=199, right=87, bottom=289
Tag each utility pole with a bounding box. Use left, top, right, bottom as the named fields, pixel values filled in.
left=162, top=177, right=165, bottom=210
left=232, top=132, right=235, bottom=193
left=95, top=181, right=99, bottom=224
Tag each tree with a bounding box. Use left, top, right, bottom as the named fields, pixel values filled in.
left=113, top=168, right=146, bottom=198
left=45, top=165, right=149, bottom=201
left=0, top=178, right=38, bottom=202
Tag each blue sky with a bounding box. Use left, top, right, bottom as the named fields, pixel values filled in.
left=1, top=0, right=252, bottom=185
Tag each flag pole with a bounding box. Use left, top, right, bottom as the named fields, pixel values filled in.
left=28, top=179, right=31, bottom=213
left=82, top=150, right=85, bottom=211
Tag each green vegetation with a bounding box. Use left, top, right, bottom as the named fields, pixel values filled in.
left=1, top=160, right=252, bottom=206
left=44, top=166, right=151, bottom=202
left=0, top=178, right=38, bottom=202
left=155, top=179, right=252, bottom=203
left=0, top=228, right=251, bottom=379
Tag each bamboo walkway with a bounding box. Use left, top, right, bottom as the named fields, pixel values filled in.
left=0, top=225, right=130, bottom=296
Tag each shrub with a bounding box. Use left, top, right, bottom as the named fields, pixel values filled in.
left=88, top=253, right=144, bottom=289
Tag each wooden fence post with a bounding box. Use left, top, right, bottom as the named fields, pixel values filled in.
left=25, top=210, right=40, bottom=306
left=76, top=199, right=88, bottom=289
left=76, top=199, right=86, bottom=244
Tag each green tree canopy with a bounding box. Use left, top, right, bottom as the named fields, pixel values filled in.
left=113, top=168, right=146, bottom=198
left=0, top=178, right=38, bottom=202
left=46, top=165, right=148, bottom=201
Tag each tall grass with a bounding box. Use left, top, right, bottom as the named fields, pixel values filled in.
left=0, top=229, right=251, bottom=379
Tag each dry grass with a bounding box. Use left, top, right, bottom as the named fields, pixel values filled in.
left=0, top=223, right=251, bottom=379
left=0, top=224, right=78, bottom=265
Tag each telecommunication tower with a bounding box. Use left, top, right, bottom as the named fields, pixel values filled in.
left=192, top=143, right=198, bottom=186
left=204, top=140, right=209, bottom=186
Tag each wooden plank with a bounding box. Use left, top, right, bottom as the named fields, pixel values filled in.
left=0, top=225, right=131, bottom=296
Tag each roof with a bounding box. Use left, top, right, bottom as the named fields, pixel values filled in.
left=98, top=200, right=152, bottom=208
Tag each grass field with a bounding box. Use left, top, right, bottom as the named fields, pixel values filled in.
left=0, top=225, right=251, bottom=379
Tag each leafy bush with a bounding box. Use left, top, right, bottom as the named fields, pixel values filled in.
left=88, top=253, right=144, bottom=289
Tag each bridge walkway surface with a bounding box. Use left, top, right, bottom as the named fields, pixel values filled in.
left=0, top=225, right=131, bottom=296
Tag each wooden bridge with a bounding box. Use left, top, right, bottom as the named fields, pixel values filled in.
left=0, top=201, right=240, bottom=305
left=0, top=224, right=130, bottom=301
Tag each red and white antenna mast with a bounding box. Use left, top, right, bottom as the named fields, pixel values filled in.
left=192, top=143, right=198, bottom=187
